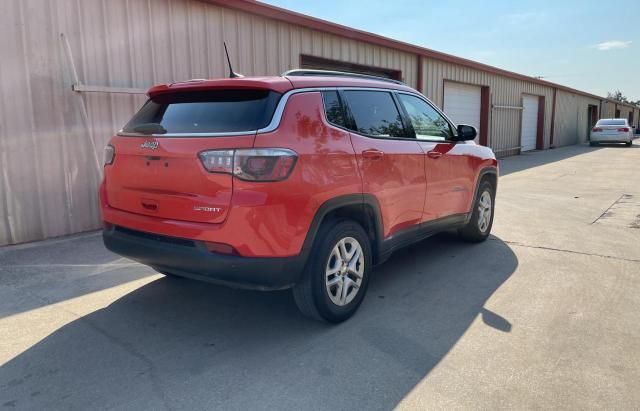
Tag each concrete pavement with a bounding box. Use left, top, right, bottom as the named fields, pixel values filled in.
left=1, top=141, right=639, bottom=410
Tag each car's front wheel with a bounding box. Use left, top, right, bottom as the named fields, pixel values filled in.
left=459, top=179, right=495, bottom=242
left=293, top=220, right=371, bottom=322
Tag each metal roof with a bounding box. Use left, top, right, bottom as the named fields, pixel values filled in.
left=205, top=0, right=639, bottom=109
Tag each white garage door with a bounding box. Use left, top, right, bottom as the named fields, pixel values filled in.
left=521, top=95, right=539, bottom=151
left=443, top=82, right=481, bottom=143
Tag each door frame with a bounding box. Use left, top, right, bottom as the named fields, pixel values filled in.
left=587, top=104, right=598, bottom=142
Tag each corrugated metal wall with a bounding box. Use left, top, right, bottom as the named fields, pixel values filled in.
left=0, top=0, right=418, bottom=245
left=617, top=105, right=633, bottom=122
left=420, top=58, right=555, bottom=157
left=554, top=91, right=601, bottom=146
left=602, top=101, right=637, bottom=122
left=601, top=101, right=613, bottom=119
left=0, top=0, right=636, bottom=245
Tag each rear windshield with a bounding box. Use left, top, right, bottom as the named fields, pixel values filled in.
left=122, top=89, right=281, bottom=135
left=597, top=119, right=626, bottom=126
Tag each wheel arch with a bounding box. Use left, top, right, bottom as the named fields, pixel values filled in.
left=465, top=167, right=498, bottom=224
left=479, top=167, right=498, bottom=190
left=301, top=194, right=384, bottom=264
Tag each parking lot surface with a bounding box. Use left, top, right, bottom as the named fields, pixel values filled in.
left=1, top=141, right=639, bottom=410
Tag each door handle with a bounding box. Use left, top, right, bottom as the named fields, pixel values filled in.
left=427, top=151, right=443, bottom=159
left=362, top=149, right=384, bottom=159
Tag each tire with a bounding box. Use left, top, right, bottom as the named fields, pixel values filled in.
left=458, top=179, right=495, bottom=242
left=589, top=142, right=597, bottom=147
left=293, top=220, right=372, bottom=323
left=626, top=141, right=632, bottom=147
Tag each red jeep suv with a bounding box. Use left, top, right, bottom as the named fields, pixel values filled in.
left=101, top=70, right=498, bottom=322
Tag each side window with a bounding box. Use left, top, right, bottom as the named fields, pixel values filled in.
left=398, top=94, right=453, bottom=141
left=321, top=91, right=347, bottom=128
left=343, top=90, right=408, bottom=138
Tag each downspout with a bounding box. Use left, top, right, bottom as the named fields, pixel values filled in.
left=416, top=54, right=423, bottom=93
left=549, top=88, right=557, bottom=148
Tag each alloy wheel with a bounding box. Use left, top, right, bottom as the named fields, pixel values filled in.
left=477, top=190, right=492, bottom=233
left=325, top=237, right=364, bottom=306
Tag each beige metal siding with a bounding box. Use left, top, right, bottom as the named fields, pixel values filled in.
left=421, top=58, right=554, bottom=157
left=602, top=101, right=637, bottom=121
left=1, top=0, right=634, bottom=245
left=610, top=103, right=618, bottom=118
left=0, top=0, right=417, bottom=245
left=554, top=91, right=601, bottom=146
left=617, top=105, right=633, bottom=122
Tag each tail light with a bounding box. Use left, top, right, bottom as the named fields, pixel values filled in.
left=104, top=144, right=115, bottom=165
left=199, top=148, right=297, bottom=182
left=618, top=127, right=630, bottom=132
left=198, top=149, right=234, bottom=173
left=592, top=127, right=602, bottom=132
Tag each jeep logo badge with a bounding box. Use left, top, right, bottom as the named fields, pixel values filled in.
left=140, top=141, right=159, bottom=150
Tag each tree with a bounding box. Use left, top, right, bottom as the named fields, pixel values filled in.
left=607, top=90, right=628, bottom=103
left=607, top=90, right=640, bottom=106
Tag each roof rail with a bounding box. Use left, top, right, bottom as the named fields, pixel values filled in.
left=282, top=69, right=405, bottom=85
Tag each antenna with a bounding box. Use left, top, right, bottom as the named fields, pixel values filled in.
left=223, top=42, right=243, bottom=78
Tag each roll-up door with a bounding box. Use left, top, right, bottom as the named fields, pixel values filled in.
left=521, top=95, right=539, bottom=151
left=443, top=82, right=482, bottom=143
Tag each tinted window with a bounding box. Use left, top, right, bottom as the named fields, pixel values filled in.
left=344, top=91, right=407, bottom=137
left=322, top=91, right=347, bottom=128
left=399, top=94, right=452, bottom=141
left=123, top=90, right=281, bottom=135
left=597, top=119, right=626, bottom=126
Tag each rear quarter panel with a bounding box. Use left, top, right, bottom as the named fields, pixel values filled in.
left=235, top=91, right=362, bottom=257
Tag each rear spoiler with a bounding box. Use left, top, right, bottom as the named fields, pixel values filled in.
left=147, top=78, right=293, bottom=98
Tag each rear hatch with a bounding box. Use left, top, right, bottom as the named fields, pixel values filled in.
left=105, top=87, right=282, bottom=224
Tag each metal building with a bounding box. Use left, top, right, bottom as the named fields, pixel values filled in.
left=0, top=0, right=638, bottom=245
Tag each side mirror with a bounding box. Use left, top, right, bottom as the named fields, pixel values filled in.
left=456, top=124, right=477, bottom=141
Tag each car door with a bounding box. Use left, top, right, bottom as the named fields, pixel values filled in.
left=396, top=93, right=474, bottom=221
left=342, top=89, right=426, bottom=238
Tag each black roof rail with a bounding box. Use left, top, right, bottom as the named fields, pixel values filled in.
left=282, top=69, right=406, bottom=85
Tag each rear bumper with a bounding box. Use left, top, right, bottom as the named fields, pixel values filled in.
left=103, top=225, right=306, bottom=290
left=590, top=134, right=632, bottom=143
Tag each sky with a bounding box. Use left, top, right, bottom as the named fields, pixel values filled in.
left=263, top=0, right=640, bottom=101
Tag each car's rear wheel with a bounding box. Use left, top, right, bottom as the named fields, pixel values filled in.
left=589, top=141, right=597, bottom=147
left=626, top=140, right=632, bottom=147
left=458, top=179, right=495, bottom=242
left=293, top=220, right=371, bottom=323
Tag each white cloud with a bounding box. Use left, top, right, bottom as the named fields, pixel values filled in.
left=595, top=40, right=632, bottom=51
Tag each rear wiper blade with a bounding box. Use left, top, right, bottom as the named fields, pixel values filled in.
left=132, top=123, right=167, bottom=135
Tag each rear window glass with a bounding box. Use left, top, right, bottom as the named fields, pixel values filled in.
left=597, top=119, right=626, bottom=126
left=321, top=91, right=347, bottom=128
left=122, top=90, right=281, bottom=135
left=344, top=91, right=408, bottom=137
